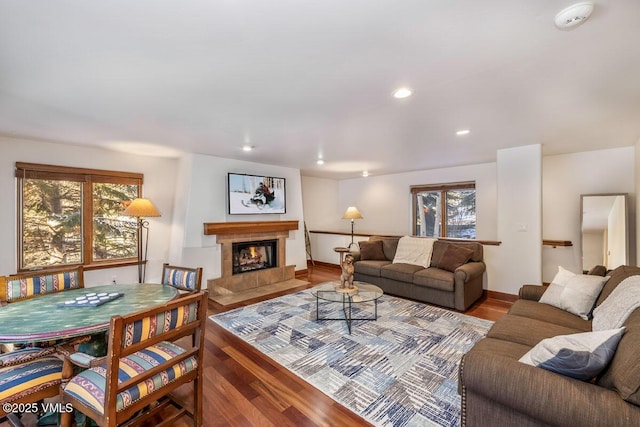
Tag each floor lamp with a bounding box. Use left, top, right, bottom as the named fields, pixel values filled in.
left=342, top=206, right=363, bottom=249
left=123, top=198, right=161, bottom=283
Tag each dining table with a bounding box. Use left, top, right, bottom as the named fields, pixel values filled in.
left=0, top=283, right=179, bottom=349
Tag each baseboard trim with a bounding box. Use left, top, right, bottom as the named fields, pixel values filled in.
left=485, top=290, right=518, bottom=303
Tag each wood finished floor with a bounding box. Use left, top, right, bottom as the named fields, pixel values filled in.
left=4, top=265, right=511, bottom=427
left=193, top=264, right=511, bottom=427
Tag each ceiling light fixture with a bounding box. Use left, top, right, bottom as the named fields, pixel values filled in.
left=362, top=171, right=369, bottom=177
left=317, top=159, right=325, bottom=165
left=456, top=129, right=471, bottom=136
left=554, top=2, right=594, bottom=30
left=242, top=145, right=253, bottom=152
left=392, top=87, right=413, bottom=99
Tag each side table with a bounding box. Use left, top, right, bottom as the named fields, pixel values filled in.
left=333, top=246, right=350, bottom=265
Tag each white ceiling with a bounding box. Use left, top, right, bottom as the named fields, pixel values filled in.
left=1, top=1, right=639, bottom=179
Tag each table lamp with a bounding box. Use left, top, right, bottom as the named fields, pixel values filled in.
left=122, top=198, right=161, bottom=283
left=342, top=206, right=363, bottom=249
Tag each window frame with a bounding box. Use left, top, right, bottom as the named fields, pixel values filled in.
left=410, top=181, right=476, bottom=239
left=16, top=162, right=143, bottom=272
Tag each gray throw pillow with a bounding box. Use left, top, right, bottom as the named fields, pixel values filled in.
left=519, top=328, right=626, bottom=381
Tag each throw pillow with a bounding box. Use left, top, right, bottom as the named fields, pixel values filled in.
left=358, top=240, right=387, bottom=261
left=592, top=275, right=640, bottom=331
left=392, top=236, right=436, bottom=268
left=519, top=328, right=626, bottom=381
left=539, top=267, right=610, bottom=320
left=433, top=244, right=474, bottom=272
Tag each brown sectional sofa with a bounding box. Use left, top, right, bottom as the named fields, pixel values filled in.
left=459, top=265, right=640, bottom=426
left=352, top=236, right=486, bottom=311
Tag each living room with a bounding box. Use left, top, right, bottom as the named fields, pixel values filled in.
left=1, top=1, right=640, bottom=426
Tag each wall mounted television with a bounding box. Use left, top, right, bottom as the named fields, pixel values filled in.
left=227, top=173, right=286, bottom=214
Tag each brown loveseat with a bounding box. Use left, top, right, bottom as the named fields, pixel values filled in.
left=459, top=265, right=640, bottom=426
left=352, top=236, right=485, bottom=311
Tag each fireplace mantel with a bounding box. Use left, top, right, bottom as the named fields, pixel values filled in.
left=203, top=220, right=298, bottom=236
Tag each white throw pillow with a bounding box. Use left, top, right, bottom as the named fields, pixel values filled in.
left=539, top=267, right=609, bottom=320
left=593, top=275, right=640, bottom=331
left=392, top=236, right=436, bottom=268
left=539, top=266, right=575, bottom=305
left=519, top=328, right=625, bottom=381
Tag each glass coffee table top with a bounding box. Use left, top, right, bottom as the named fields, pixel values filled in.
left=312, top=281, right=383, bottom=303
left=311, top=281, right=383, bottom=334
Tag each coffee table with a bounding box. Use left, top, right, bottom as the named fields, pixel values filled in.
left=311, top=281, right=383, bottom=334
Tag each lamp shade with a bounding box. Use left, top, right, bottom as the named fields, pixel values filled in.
left=342, top=206, right=363, bottom=220
left=122, top=198, right=161, bottom=217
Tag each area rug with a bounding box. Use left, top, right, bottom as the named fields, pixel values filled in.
left=210, top=289, right=493, bottom=427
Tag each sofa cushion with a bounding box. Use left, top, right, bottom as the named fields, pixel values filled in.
left=487, top=314, right=584, bottom=348
left=358, top=240, right=387, bottom=261
left=353, top=260, right=390, bottom=277
left=432, top=244, right=474, bottom=272
left=392, top=236, right=436, bottom=268
left=466, top=337, right=532, bottom=360
left=596, top=265, right=640, bottom=307
left=593, top=275, right=640, bottom=331
left=370, top=236, right=399, bottom=261
left=508, top=300, right=591, bottom=332
left=380, top=263, right=425, bottom=283
left=519, top=328, right=626, bottom=381
left=597, top=309, right=640, bottom=405
left=413, top=268, right=455, bottom=292
left=539, top=271, right=609, bottom=320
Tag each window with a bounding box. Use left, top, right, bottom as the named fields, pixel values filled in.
left=16, top=163, right=143, bottom=271
left=411, top=182, right=476, bottom=239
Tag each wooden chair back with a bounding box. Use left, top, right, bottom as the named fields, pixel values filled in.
left=0, top=266, right=84, bottom=304
left=61, top=291, right=207, bottom=427
left=161, top=263, right=203, bottom=293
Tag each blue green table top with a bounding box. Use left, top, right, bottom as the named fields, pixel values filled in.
left=0, top=283, right=179, bottom=344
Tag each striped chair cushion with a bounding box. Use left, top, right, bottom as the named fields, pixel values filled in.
left=163, top=269, right=197, bottom=291
left=5, top=271, right=81, bottom=302
left=123, top=302, right=199, bottom=347
left=0, top=356, right=63, bottom=403
left=0, top=347, right=55, bottom=367
left=63, top=341, right=197, bottom=415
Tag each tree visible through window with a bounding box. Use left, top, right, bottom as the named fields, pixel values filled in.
left=17, top=163, right=142, bottom=270
left=412, top=182, right=476, bottom=239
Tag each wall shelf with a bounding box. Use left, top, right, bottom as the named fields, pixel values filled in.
left=543, top=239, right=573, bottom=248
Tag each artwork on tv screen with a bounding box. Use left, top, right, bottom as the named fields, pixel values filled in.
left=228, top=173, right=286, bottom=214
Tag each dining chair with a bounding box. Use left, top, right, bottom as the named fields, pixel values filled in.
left=0, top=265, right=84, bottom=305
left=0, top=266, right=85, bottom=359
left=60, top=291, right=207, bottom=427
left=0, top=352, right=64, bottom=426
left=161, top=263, right=203, bottom=293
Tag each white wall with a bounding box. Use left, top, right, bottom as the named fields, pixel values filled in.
left=608, top=195, right=627, bottom=268
left=493, top=144, right=542, bottom=293
left=303, top=145, right=636, bottom=295
left=542, top=147, right=635, bottom=280
left=170, top=153, right=308, bottom=286
left=0, top=137, right=179, bottom=286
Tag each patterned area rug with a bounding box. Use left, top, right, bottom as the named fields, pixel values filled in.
left=210, top=289, right=493, bottom=427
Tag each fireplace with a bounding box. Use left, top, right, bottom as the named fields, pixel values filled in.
left=204, top=221, right=299, bottom=299
left=232, top=239, right=277, bottom=274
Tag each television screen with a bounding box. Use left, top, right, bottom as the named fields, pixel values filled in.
left=227, top=173, right=286, bottom=214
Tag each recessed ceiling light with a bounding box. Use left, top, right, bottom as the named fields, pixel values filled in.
left=242, top=145, right=253, bottom=152
left=362, top=171, right=369, bottom=177
left=456, top=129, right=471, bottom=136
left=316, top=159, right=325, bottom=165
left=392, top=87, right=413, bottom=99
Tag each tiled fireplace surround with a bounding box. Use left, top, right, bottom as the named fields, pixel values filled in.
left=204, top=221, right=298, bottom=298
